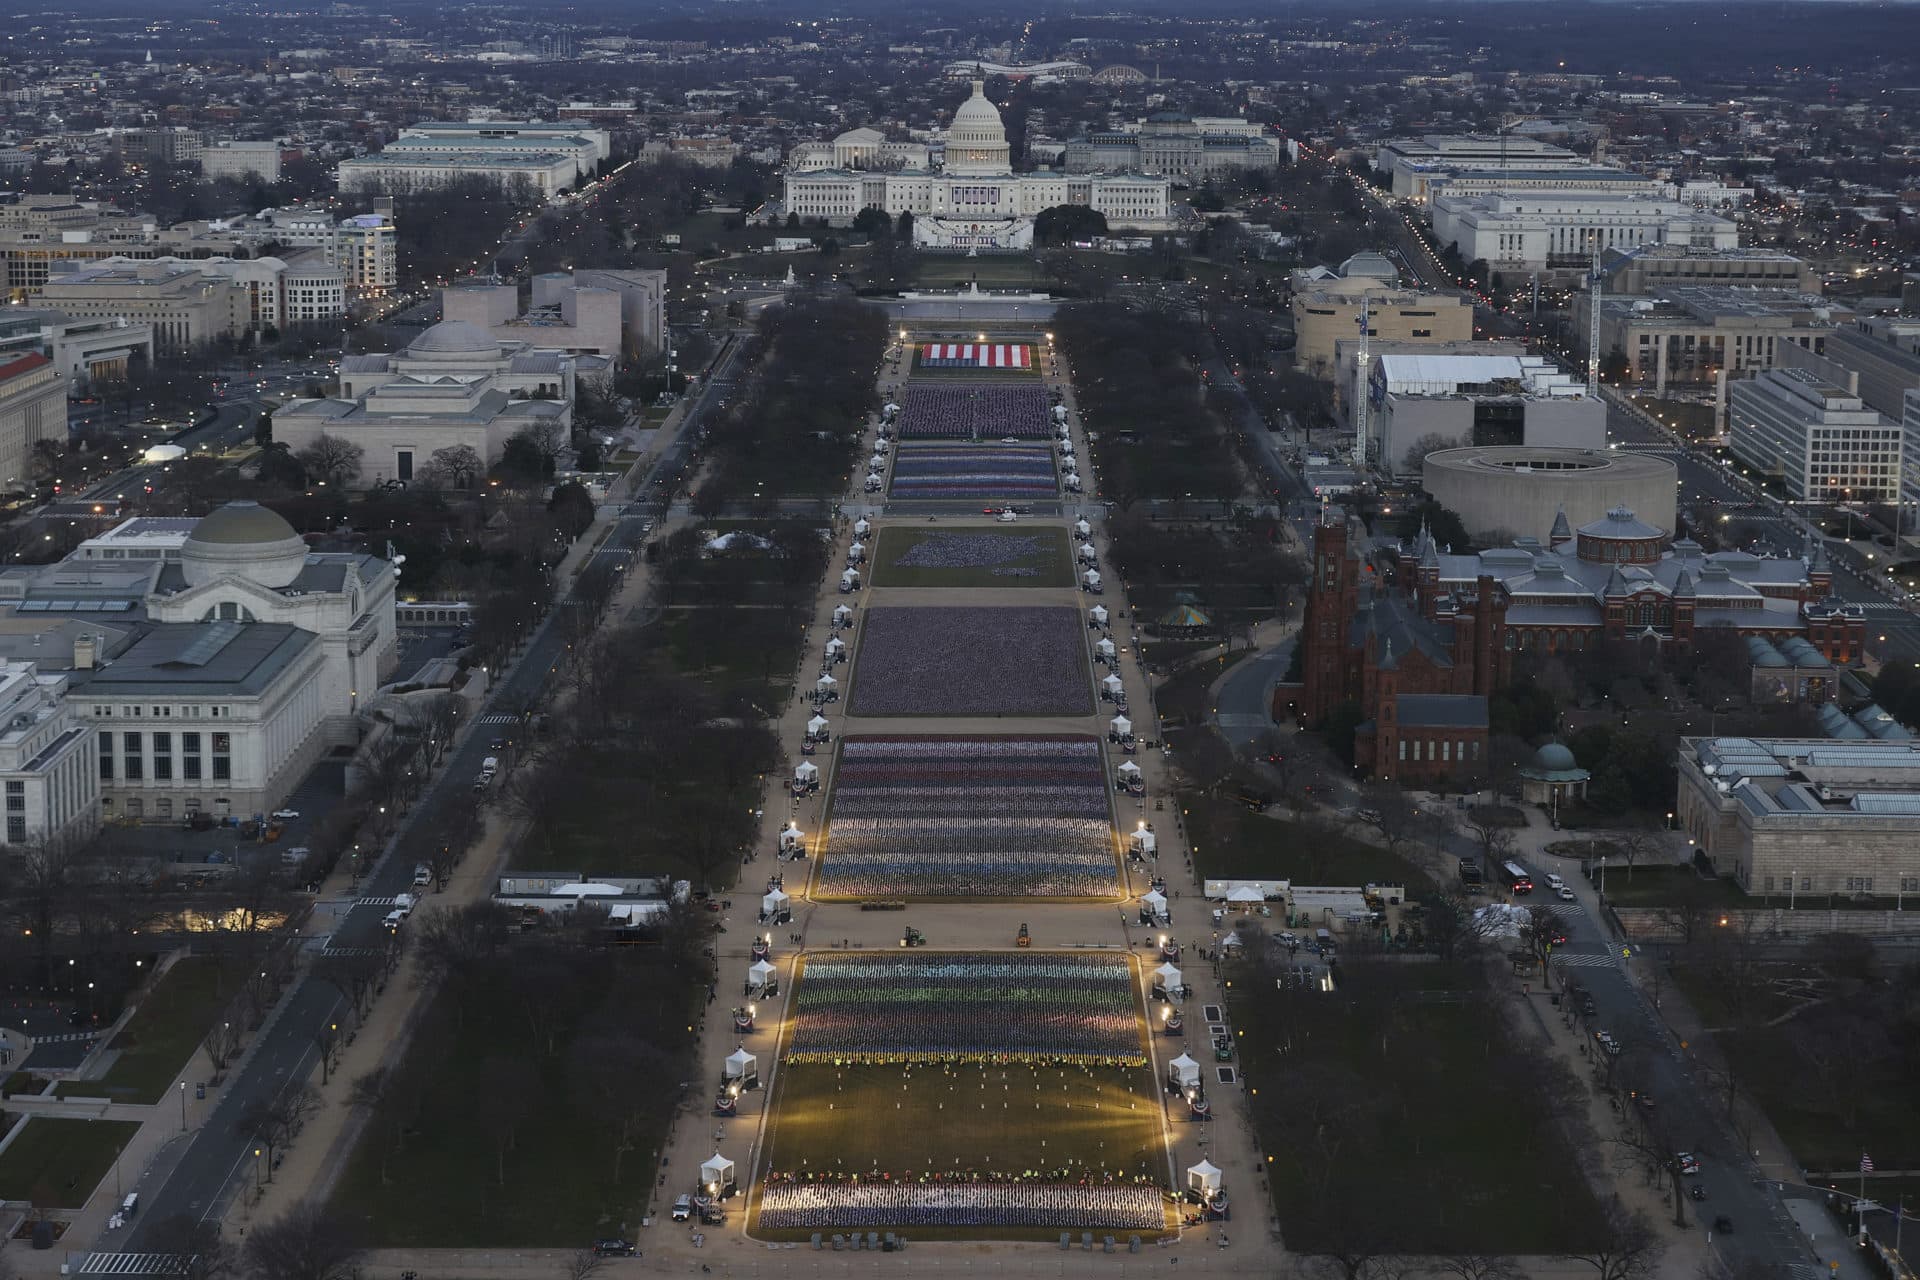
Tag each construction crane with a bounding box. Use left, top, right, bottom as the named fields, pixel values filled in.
left=1354, top=296, right=1373, bottom=470
left=1587, top=240, right=1604, bottom=398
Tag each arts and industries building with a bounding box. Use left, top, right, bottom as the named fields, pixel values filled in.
left=1728, top=368, right=1900, bottom=504
left=0, top=501, right=399, bottom=831
left=443, top=267, right=668, bottom=359
left=781, top=81, right=1173, bottom=249
left=337, top=120, right=610, bottom=196
left=1357, top=352, right=1605, bottom=476
left=273, top=319, right=575, bottom=488
left=1678, top=736, right=1920, bottom=898
left=1290, top=506, right=1863, bottom=780
left=1430, top=193, right=1737, bottom=273
left=1582, top=287, right=1844, bottom=394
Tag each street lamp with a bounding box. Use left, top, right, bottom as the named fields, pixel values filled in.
left=179, top=1080, right=187, bottom=1132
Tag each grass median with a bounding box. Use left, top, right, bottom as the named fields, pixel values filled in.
left=0, top=1117, right=140, bottom=1207
left=56, top=956, right=237, bottom=1104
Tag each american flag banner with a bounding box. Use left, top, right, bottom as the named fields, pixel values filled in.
left=1861, top=1153, right=1875, bottom=1174
left=919, top=344, right=1033, bottom=370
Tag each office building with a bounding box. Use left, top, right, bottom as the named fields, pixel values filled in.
left=1431, top=193, right=1737, bottom=273
left=0, top=662, right=97, bottom=851
left=393, top=120, right=610, bottom=172
left=273, top=319, right=575, bottom=488
left=1678, top=736, right=1920, bottom=898
left=443, top=268, right=665, bottom=359
left=1776, top=317, right=1920, bottom=420
left=30, top=259, right=247, bottom=351
left=0, top=193, right=246, bottom=298
left=1585, top=287, right=1845, bottom=394
left=1063, top=114, right=1281, bottom=180
left=337, top=149, right=580, bottom=198
left=1601, top=246, right=1817, bottom=296
left=1422, top=168, right=1666, bottom=204
left=1728, top=369, right=1899, bottom=503
left=0, top=309, right=153, bottom=397
left=237, top=200, right=399, bottom=294
left=201, top=141, right=283, bottom=184
left=0, top=353, right=63, bottom=494
left=1374, top=135, right=1595, bottom=202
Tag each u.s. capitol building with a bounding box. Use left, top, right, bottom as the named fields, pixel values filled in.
left=781, top=81, right=1172, bottom=250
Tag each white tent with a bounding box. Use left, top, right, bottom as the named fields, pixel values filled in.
left=779, top=823, right=805, bottom=852
left=748, top=959, right=776, bottom=988
left=1089, top=605, right=1110, bottom=626
left=864, top=476, right=882, bottom=492
left=1154, top=962, right=1184, bottom=993
left=1140, top=888, right=1168, bottom=914
left=1058, top=438, right=1074, bottom=454
left=1083, top=570, right=1102, bottom=590
left=872, top=438, right=889, bottom=454
left=853, top=518, right=872, bottom=537
left=1227, top=885, right=1263, bottom=905
left=806, top=714, right=830, bottom=737
left=1061, top=456, right=1079, bottom=472
left=884, top=402, right=901, bottom=416
left=1117, top=760, right=1143, bottom=780
left=1064, top=475, right=1083, bottom=493
left=1168, top=1052, right=1201, bottom=1089
left=841, top=569, right=860, bottom=589
left=1054, top=405, right=1068, bottom=422
left=833, top=605, right=854, bottom=625
left=793, top=761, right=820, bottom=785
left=825, top=636, right=847, bottom=656
left=848, top=541, right=866, bottom=562
left=1133, top=830, right=1159, bottom=857
left=763, top=888, right=791, bottom=916
left=724, top=1047, right=758, bottom=1081
left=1219, top=932, right=1245, bottom=952
left=701, top=1152, right=736, bottom=1191
left=869, top=453, right=887, bottom=470
left=1186, top=1159, right=1222, bottom=1197
left=1077, top=544, right=1097, bottom=564
left=1111, top=714, right=1133, bottom=736
left=815, top=674, right=838, bottom=694
left=1102, top=673, right=1124, bottom=696
left=1075, top=519, right=1092, bottom=538
left=1095, top=638, right=1117, bottom=659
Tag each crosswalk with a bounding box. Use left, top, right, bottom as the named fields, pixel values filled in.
left=31, top=1030, right=100, bottom=1044
left=76, top=1255, right=197, bottom=1275
left=1856, top=601, right=1912, bottom=616
left=478, top=713, right=520, bottom=726
left=1551, top=953, right=1617, bottom=968
left=352, top=896, right=399, bottom=908
left=319, top=946, right=385, bottom=960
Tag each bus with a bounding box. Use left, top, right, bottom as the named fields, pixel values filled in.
left=1501, top=861, right=1535, bottom=895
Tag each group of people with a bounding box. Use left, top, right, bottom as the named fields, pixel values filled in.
left=786, top=954, right=1145, bottom=1064
left=897, top=384, right=1049, bottom=438
left=758, top=1176, right=1166, bottom=1231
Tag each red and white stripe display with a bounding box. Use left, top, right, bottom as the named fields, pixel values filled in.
left=919, top=344, right=1033, bottom=369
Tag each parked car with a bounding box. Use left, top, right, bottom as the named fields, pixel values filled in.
left=1676, top=1152, right=1702, bottom=1175
left=671, top=1195, right=693, bottom=1222
left=592, top=1239, right=637, bottom=1257
left=271, top=808, right=301, bottom=821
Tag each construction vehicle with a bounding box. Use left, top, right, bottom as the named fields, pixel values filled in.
left=901, top=926, right=926, bottom=947
left=1016, top=923, right=1031, bottom=947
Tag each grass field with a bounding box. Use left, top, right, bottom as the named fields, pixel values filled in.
left=1591, top=865, right=1744, bottom=910
left=1233, top=963, right=1603, bottom=1253
left=57, top=957, right=238, bottom=1103
left=867, top=525, right=1072, bottom=589
left=0, top=1117, right=139, bottom=1207
left=1183, top=795, right=1438, bottom=894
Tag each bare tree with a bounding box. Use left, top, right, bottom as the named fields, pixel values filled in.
left=313, top=949, right=383, bottom=1023
left=564, top=1251, right=609, bottom=1280
left=1428, top=1256, right=1521, bottom=1280
left=425, top=443, right=485, bottom=490
left=1562, top=1197, right=1666, bottom=1280
left=1611, top=825, right=1662, bottom=881
left=313, top=1019, right=344, bottom=1086
left=1359, top=781, right=1421, bottom=854
left=1400, top=431, right=1463, bottom=475
left=202, top=1019, right=243, bottom=1073
left=412, top=902, right=513, bottom=1027
left=241, top=1203, right=364, bottom=1280
left=240, top=1083, right=320, bottom=1172
left=143, top=1214, right=234, bottom=1280
left=294, top=433, right=364, bottom=487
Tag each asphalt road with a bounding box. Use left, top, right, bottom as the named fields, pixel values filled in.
left=116, top=330, right=746, bottom=1252
left=77, top=398, right=268, bottom=505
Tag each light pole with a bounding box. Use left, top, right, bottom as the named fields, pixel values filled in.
left=178, top=1080, right=187, bottom=1132
left=1599, top=854, right=1607, bottom=903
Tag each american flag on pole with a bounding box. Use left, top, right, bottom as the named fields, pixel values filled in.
left=1861, top=1153, right=1875, bottom=1174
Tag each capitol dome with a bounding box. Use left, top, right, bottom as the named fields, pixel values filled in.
left=181, top=501, right=309, bottom=590
left=406, top=319, right=501, bottom=360
left=943, top=80, right=1012, bottom=176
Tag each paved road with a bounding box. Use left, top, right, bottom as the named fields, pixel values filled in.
left=115, top=331, right=748, bottom=1252
left=77, top=398, right=267, bottom=505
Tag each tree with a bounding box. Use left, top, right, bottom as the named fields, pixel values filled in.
left=1562, top=1198, right=1665, bottom=1280
left=202, top=1018, right=244, bottom=1073
left=252, top=413, right=273, bottom=448
left=501, top=421, right=565, bottom=484
left=143, top=1214, right=235, bottom=1280
left=254, top=443, right=307, bottom=490
left=241, top=1204, right=364, bottom=1280
left=240, top=1083, right=319, bottom=1171
left=1358, top=781, right=1420, bottom=854
left=1033, top=204, right=1109, bottom=245
left=425, top=443, right=484, bottom=490
left=294, top=434, right=363, bottom=487
left=548, top=480, right=596, bottom=541
left=851, top=207, right=893, bottom=238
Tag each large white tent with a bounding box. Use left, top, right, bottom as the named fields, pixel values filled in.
left=1132, top=829, right=1159, bottom=857
left=1083, top=570, right=1103, bottom=591
left=869, top=454, right=887, bottom=472
left=763, top=888, right=791, bottom=916
left=1078, top=544, right=1098, bottom=565
left=1168, top=1052, right=1201, bottom=1089
left=793, top=761, right=820, bottom=785
left=854, top=518, right=872, bottom=537
left=833, top=604, right=854, bottom=626
left=1075, top=519, right=1092, bottom=538
left=1117, top=760, right=1143, bottom=781
left=1088, top=605, right=1109, bottom=627
left=1102, top=673, right=1124, bottom=697
left=724, top=1047, right=758, bottom=1082
left=815, top=673, right=839, bottom=695
left=701, top=1152, right=737, bottom=1192
left=825, top=636, right=847, bottom=657
left=1154, top=961, right=1184, bottom=993
left=779, top=822, right=805, bottom=852
left=1140, top=888, right=1168, bottom=915
left=847, top=541, right=866, bottom=563
left=747, top=959, right=776, bottom=989
left=1186, top=1159, right=1222, bottom=1197
left=1227, top=885, right=1263, bottom=905
left=1111, top=714, right=1132, bottom=737
left=806, top=714, right=830, bottom=738
left=1095, top=637, right=1117, bottom=659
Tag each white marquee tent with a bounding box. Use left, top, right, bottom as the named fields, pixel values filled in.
left=806, top=714, right=830, bottom=738
left=793, top=761, right=820, bottom=786
left=1154, top=961, right=1184, bottom=993
left=1117, top=760, right=1143, bottom=781
left=1186, top=1159, right=1222, bottom=1197
left=763, top=888, right=791, bottom=916
left=1140, top=888, right=1168, bottom=915
left=701, top=1152, right=737, bottom=1191
left=1111, top=714, right=1132, bottom=737
left=747, top=959, right=776, bottom=989
left=1168, top=1052, right=1201, bottom=1089
left=1089, top=605, right=1109, bottom=626
left=1102, top=673, right=1124, bottom=697
left=723, top=1047, right=758, bottom=1082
